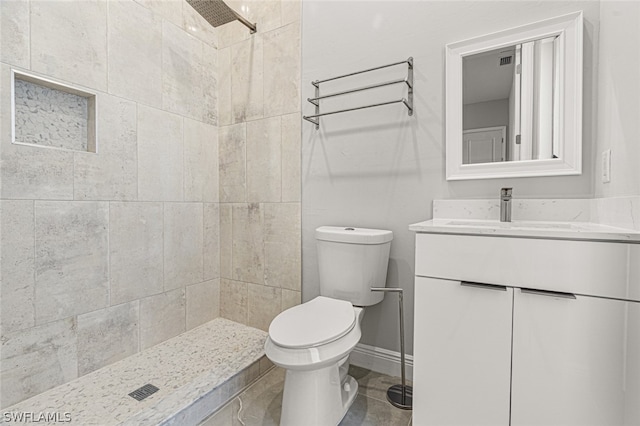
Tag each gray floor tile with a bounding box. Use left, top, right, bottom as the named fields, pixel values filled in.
left=236, top=368, right=283, bottom=426
left=201, top=366, right=413, bottom=426
left=339, top=394, right=413, bottom=426
left=200, top=399, right=240, bottom=426
left=348, top=365, right=413, bottom=404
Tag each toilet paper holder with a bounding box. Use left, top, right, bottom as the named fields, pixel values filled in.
left=370, top=287, right=413, bottom=410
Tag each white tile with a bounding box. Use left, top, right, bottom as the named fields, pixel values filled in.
left=432, top=199, right=592, bottom=222
left=219, top=124, right=246, bottom=202
left=217, top=48, right=232, bottom=126
left=246, top=117, right=282, bottom=202
left=107, top=0, right=163, bottom=107
left=281, top=289, right=301, bottom=311
left=182, top=1, right=218, bottom=48
left=232, top=203, right=263, bottom=284
left=186, top=279, right=220, bottom=330
left=247, top=283, right=281, bottom=332
left=263, top=203, right=300, bottom=291
left=592, top=196, right=640, bottom=231
left=30, top=0, right=108, bottom=91
left=281, top=0, right=302, bottom=26
left=34, top=201, right=109, bottom=324
left=109, top=202, right=164, bottom=305
left=202, top=43, right=219, bottom=126
left=281, top=112, right=301, bottom=202
left=1, top=135, right=74, bottom=200
left=219, top=204, right=233, bottom=279
left=137, top=104, right=184, bottom=201
left=135, top=0, right=183, bottom=28
left=0, top=317, right=77, bottom=408
left=204, top=203, right=220, bottom=280
left=220, top=279, right=247, bottom=325
left=74, top=94, right=137, bottom=201
left=164, top=203, right=204, bottom=289
left=77, top=301, right=139, bottom=376
left=0, top=65, right=74, bottom=200
left=162, top=21, right=204, bottom=121
left=217, top=0, right=278, bottom=48
left=263, top=22, right=300, bottom=117
left=216, top=10, right=250, bottom=49
left=139, top=289, right=185, bottom=350
left=231, top=35, right=264, bottom=123
left=0, top=0, right=30, bottom=68
left=184, top=118, right=218, bottom=202
left=0, top=200, right=35, bottom=334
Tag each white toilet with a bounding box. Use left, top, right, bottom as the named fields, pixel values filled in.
left=265, top=226, right=393, bottom=426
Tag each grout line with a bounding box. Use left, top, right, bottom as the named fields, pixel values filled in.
left=0, top=197, right=211, bottom=204
left=32, top=199, right=37, bottom=325
left=134, top=102, right=139, bottom=201
left=27, top=1, right=32, bottom=68
left=279, top=115, right=283, bottom=203
left=107, top=201, right=111, bottom=307
left=181, top=117, right=185, bottom=202
left=105, top=0, right=109, bottom=93
left=136, top=299, right=141, bottom=353
left=162, top=202, right=166, bottom=292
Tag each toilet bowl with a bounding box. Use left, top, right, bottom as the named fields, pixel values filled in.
left=265, top=296, right=364, bottom=426
left=265, top=226, right=393, bottom=426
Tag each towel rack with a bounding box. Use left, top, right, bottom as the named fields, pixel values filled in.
left=303, top=57, right=413, bottom=129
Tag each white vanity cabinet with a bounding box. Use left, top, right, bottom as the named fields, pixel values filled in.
left=413, top=232, right=640, bottom=426
left=511, top=290, right=640, bottom=426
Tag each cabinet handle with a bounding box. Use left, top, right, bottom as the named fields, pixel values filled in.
left=461, top=281, right=507, bottom=291
left=520, top=288, right=576, bottom=299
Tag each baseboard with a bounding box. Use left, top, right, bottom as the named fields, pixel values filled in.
left=350, top=343, right=413, bottom=381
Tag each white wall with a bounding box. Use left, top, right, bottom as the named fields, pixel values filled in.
left=301, top=1, right=601, bottom=357
left=463, top=98, right=510, bottom=131
left=594, top=1, right=640, bottom=198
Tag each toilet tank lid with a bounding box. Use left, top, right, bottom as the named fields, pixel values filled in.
left=316, top=226, right=393, bottom=244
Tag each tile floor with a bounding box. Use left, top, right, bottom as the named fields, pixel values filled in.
left=200, top=365, right=413, bottom=426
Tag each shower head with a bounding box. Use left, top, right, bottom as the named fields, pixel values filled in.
left=186, top=0, right=257, bottom=34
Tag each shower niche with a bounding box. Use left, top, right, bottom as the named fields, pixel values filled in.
left=11, top=70, right=97, bottom=153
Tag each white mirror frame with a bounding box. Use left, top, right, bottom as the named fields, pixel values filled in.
left=446, top=11, right=583, bottom=180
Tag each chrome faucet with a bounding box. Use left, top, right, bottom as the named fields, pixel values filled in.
left=500, top=187, right=513, bottom=222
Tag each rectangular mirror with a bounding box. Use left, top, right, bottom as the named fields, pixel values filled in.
left=446, top=12, right=583, bottom=180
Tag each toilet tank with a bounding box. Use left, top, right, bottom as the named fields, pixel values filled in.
left=315, top=226, right=393, bottom=306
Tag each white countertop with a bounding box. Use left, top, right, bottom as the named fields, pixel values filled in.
left=409, top=218, right=640, bottom=243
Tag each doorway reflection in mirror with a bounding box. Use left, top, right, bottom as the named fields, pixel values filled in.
left=462, top=37, right=559, bottom=165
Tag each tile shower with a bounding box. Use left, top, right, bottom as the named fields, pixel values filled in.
left=0, top=0, right=301, bottom=410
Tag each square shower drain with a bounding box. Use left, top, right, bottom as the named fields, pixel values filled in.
left=128, top=384, right=159, bottom=401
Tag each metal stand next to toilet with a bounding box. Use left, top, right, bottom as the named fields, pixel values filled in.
left=370, top=287, right=413, bottom=410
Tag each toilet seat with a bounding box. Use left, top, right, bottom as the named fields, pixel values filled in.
left=269, top=296, right=355, bottom=349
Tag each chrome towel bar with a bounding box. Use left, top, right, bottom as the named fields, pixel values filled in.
left=303, top=57, right=413, bottom=129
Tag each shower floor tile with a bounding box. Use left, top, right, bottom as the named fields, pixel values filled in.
left=2, top=318, right=267, bottom=425
left=200, top=365, right=413, bottom=426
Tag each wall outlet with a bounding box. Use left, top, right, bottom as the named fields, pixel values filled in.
left=602, top=149, right=611, bottom=183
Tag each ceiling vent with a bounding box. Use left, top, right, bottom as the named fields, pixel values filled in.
left=499, top=55, right=513, bottom=66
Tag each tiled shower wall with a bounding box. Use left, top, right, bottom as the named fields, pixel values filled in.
left=1, top=0, right=301, bottom=409
left=0, top=0, right=225, bottom=409
left=216, top=1, right=302, bottom=331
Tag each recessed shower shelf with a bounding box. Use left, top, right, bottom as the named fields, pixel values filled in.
left=11, top=70, right=97, bottom=153
left=303, top=57, right=414, bottom=129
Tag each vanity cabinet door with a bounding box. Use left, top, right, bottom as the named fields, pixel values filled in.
left=511, top=290, right=640, bottom=426
left=414, top=277, right=513, bottom=426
